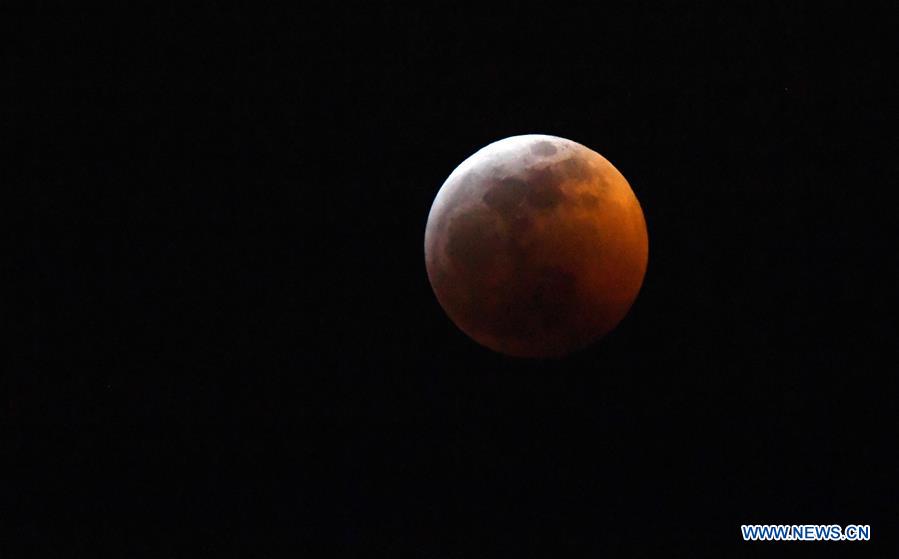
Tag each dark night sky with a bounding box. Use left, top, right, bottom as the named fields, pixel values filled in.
left=11, top=4, right=898, bottom=557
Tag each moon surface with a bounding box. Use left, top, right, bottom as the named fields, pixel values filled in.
left=424, top=134, right=648, bottom=358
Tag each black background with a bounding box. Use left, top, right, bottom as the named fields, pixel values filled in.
left=11, top=4, right=898, bottom=557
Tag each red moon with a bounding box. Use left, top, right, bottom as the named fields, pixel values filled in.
left=424, top=135, right=649, bottom=358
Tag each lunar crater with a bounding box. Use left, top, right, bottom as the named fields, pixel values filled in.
left=531, top=140, right=558, bottom=156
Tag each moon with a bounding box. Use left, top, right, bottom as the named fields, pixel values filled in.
left=424, top=135, right=648, bottom=358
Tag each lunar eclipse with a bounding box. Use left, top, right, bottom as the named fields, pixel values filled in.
left=424, top=134, right=649, bottom=358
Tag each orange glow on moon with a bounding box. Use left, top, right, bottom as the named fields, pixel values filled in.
left=424, top=134, right=648, bottom=358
